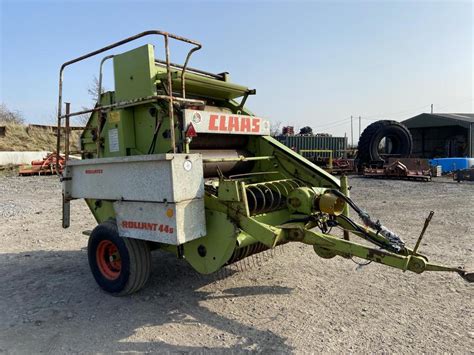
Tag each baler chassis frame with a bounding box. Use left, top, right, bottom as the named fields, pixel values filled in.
left=56, top=30, right=205, bottom=169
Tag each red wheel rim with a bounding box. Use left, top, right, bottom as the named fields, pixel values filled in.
left=96, top=240, right=122, bottom=280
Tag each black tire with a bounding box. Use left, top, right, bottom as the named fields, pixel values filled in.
left=357, top=120, right=412, bottom=166
left=88, top=220, right=151, bottom=296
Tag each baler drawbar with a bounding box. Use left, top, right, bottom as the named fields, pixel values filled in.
left=57, top=31, right=472, bottom=295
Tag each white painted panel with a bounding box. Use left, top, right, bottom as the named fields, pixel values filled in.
left=64, top=154, right=203, bottom=203
left=114, top=199, right=206, bottom=245
left=183, top=109, right=270, bottom=135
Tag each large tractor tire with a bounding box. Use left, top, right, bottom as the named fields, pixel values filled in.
left=357, top=120, right=412, bottom=166
left=88, top=220, right=151, bottom=296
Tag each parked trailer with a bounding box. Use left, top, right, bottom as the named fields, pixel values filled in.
left=453, top=168, right=474, bottom=182
left=57, top=31, right=472, bottom=295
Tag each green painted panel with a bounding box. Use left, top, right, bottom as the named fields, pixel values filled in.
left=114, top=44, right=156, bottom=102
left=132, top=104, right=173, bottom=154
left=102, top=109, right=136, bottom=157
left=85, top=199, right=116, bottom=224
left=183, top=209, right=237, bottom=274
left=155, top=69, right=249, bottom=100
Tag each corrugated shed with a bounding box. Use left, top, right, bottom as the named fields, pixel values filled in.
left=403, top=113, right=474, bottom=129
left=403, top=113, right=474, bottom=158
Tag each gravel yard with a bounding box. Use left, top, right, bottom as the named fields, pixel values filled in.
left=0, top=175, right=472, bottom=353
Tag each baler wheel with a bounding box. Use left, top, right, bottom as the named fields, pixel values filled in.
left=88, top=221, right=151, bottom=296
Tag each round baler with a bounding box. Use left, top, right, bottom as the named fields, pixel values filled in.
left=57, top=31, right=473, bottom=295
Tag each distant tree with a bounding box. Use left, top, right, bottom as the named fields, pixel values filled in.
left=87, top=76, right=102, bottom=102
left=77, top=76, right=105, bottom=126
left=270, top=120, right=282, bottom=137
left=0, top=103, right=24, bottom=124
left=299, top=126, right=313, bottom=135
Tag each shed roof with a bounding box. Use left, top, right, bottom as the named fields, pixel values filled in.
left=402, top=113, right=474, bottom=129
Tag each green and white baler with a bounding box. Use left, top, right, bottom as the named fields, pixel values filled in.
left=57, top=31, right=472, bottom=295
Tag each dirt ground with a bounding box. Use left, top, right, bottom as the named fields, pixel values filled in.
left=0, top=175, right=472, bottom=353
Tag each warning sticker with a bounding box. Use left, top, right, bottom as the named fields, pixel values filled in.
left=108, top=128, right=120, bottom=152
left=108, top=111, right=121, bottom=123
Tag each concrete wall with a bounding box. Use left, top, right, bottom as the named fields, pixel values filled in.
left=0, top=151, right=50, bottom=165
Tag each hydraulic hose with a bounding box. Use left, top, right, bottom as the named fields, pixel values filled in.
left=330, top=189, right=406, bottom=252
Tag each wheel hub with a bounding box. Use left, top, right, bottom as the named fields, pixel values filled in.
left=96, top=240, right=122, bottom=280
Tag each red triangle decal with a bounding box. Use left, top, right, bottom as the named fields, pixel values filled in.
left=186, top=123, right=197, bottom=138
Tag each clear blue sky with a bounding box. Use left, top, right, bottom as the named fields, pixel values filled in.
left=1, top=0, right=472, bottom=139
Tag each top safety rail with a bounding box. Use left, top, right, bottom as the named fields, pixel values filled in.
left=56, top=30, right=204, bottom=167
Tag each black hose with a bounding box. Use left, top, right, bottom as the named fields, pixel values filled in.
left=337, top=214, right=399, bottom=252
left=330, top=189, right=405, bottom=252
left=148, top=110, right=162, bottom=154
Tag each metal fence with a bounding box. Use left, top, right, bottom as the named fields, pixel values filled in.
left=276, top=135, right=348, bottom=158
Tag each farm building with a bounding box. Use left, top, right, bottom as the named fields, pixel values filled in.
left=402, top=113, right=474, bottom=158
